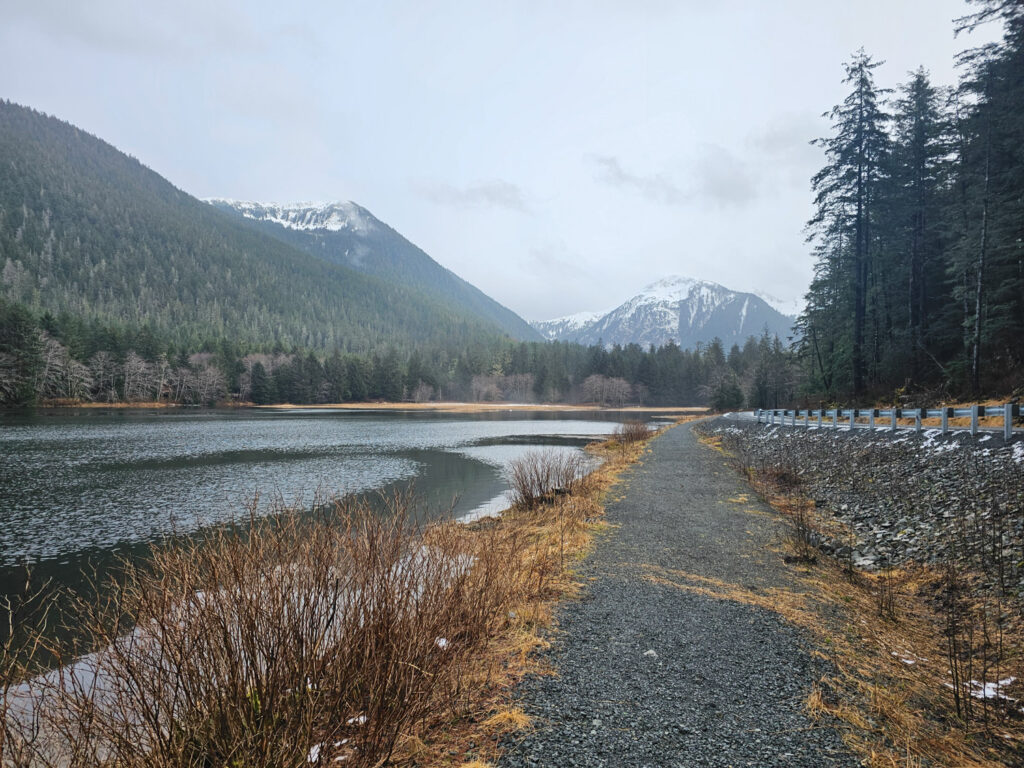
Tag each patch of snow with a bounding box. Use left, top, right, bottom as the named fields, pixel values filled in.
left=207, top=199, right=376, bottom=234
left=752, top=289, right=804, bottom=317
left=435, top=637, right=449, bottom=650
left=891, top=651, right=927, bottom=665
left=1013, top=443, right=1024, bottom=463
left=308, top=744, right=321, bottom=763
left=972, top=677, right=1017, bottom=702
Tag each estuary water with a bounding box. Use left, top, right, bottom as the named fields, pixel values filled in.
left=0, top=407, right=636, bottom=595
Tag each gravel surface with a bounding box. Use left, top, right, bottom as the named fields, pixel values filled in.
left=707, top=420, right=1024, bottom=578
left=497, top=423, right=859, bottom=768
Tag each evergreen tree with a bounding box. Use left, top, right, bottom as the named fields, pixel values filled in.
left=805, top=50, right=890, bottom=396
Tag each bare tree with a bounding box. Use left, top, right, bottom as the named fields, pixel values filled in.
left=470, top=374, right=502, bottom=402
left=502, top=373, right=535, bottom=402
left=122, top=352, right=151, bottom=402
left=411, top=381, right=435, bottom=402
left=89, top=351, right=118, bottom=402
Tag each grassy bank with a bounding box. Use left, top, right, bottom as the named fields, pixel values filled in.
left=698, top=425, right=1024, bottom=768
left=1, top=419, right=692, bottom=767
left=259, top=402, right=707, bottom=416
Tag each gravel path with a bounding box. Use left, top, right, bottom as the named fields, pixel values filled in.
left=497, top=422, right=859, bottom=768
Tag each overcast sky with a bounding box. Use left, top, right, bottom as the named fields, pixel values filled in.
left=0, top=1, right=1002, bottom=320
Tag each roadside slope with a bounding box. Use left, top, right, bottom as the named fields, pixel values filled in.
left=497, top=422, right=858, bottom=767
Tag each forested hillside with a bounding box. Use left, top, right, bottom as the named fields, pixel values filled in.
left=800, top=0, right=1024, bottom=399
left=0, top=101, right=528, bottom=355
left=208, top=200, right=541, bottom=342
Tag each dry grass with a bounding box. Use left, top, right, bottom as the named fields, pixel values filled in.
left=2, top=423, right=671, bottom=768
left=696, top=431, right=1024, bottom=768
left=264, top=402, right=708, bottom=416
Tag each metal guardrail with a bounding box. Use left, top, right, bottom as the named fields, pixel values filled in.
left=754, top=403, right=1022, bottom=439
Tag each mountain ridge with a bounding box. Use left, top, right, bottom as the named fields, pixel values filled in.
left=207, top=199, right=541, bottom=342
left=532, top=276, right=795, bottom=349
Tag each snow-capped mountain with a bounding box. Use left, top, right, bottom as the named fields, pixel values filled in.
left=207, top=198, right=541, bottom=342
left=532, top=276, right=796, bottom=349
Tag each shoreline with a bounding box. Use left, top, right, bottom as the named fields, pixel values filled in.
left=260, top=401, right=707, bottom=415
left=30, top=399, right=709, bottom=416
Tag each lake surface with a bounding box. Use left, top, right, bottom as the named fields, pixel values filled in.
left=0, top=407, right=643, bottom=596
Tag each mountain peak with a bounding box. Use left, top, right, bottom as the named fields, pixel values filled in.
left=206, top=199, right=376, bottom=234
left=532, top=275, right=794, bottom=349
left=207, top=196, right=541, bottom=341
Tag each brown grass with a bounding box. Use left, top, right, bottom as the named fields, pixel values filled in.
left=2, top=423, right=672, bottom=768
left=264, top=402, right=707, bottom=416
left=696, top=431, right=1024, bottom=768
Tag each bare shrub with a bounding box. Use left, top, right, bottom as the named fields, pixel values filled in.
left=875, top=558, right=898, bottom=620
left=613, top=420, right=651, bottom=445
left=507, top=450, right=587, bottom=511
left=1, top=572, right=56, bottom=767
left=3, top=494, right=532, bottom=767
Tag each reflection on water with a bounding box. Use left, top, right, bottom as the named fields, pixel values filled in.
left=0, top=408, right=628, bottom=595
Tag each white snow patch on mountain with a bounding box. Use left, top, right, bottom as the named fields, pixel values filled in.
left=752, top=290, right=803, bottom=318
left=206, top=199, right=375, bottom=234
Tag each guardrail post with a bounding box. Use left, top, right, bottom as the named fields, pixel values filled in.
left=971, top=405, right=979, bottom=436
left=869, top=409, right=876, bottom=429
left=915, top=409, right=922, bottom=433
left=817, top=410, right=822, bottom=428
left=832, top=409, right=839, bottom=429
left=850, top=409, right=857, bottom=430
left=891, top=408, right=899, bottom=432
left=941, top=407, right=949, bottom=435
left=804, top=409, right=810, bottom=428
left=1005, top=403, right=1014, bottom=440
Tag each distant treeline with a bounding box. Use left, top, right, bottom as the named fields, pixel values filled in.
left=799, top=2, right=1024, bottom=399
left=0, top=298, right=793, bottom=409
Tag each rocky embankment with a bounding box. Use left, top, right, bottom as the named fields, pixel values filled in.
left=705, top=420, right=1024, bottom=581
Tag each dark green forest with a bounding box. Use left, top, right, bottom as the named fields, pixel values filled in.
left=799, top=0, right=1024, bottom=399
left=0, top=296, right=790, bottom=408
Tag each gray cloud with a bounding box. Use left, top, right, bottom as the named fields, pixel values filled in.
left=748, top=116, right=826, bottom=189
left=591, top=149, right=758, bottom=208
left=589, top=155, right=688, bottom=205
left=8, top=0, right=262, bottom=58
left=691, top=144, right=759, bottom=208
left=416, top=179, right=530, bottom=213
